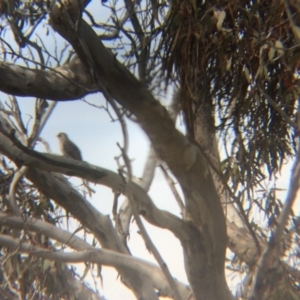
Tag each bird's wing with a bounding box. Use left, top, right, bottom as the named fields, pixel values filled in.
left=63, top=140, right=82, bottom=160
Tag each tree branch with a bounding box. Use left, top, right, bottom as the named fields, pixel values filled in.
left=0, top=58, right=97, bottom=100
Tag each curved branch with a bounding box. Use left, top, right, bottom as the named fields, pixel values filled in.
left=118, top=147, right=157, bottom=242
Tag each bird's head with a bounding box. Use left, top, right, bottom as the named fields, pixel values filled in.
left=57, top=132, right=68, bottom=140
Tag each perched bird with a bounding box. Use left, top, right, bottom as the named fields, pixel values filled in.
left=57, top=132, right=95, bottom=196
left=57, top=132, right=82, bottom=161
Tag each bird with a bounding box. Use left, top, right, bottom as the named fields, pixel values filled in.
left=57, top=132, right=95, bottom=196
left=57, top=132, right=82, bottom=161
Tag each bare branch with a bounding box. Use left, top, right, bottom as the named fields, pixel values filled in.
left=159, top=163, right=185, bottom=215
left=0, top=59, right=97, bottom=100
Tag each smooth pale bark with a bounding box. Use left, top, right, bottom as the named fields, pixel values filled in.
left=0, top=57, right=97, bottom=100
left=118, top=147, right=157, bottom=243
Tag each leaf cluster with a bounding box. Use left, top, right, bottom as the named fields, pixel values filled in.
left=163, top=0, right=299, bottom=189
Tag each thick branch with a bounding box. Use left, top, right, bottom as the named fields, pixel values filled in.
left=0, top=58, right=97, bottom=100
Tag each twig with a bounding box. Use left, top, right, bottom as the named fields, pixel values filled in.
left=159, top=163, right=185, bottom=215
left=249, top=152, right=300, bottom=298
left=9, top=96, right=27, bottom=134
left=106, top=93, right=129, bottom=154
left=258, top=85, right=297, bottom=129
left=194, top=140, right=262, bottom=253
left=37, top=137, right=52, bottom=153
